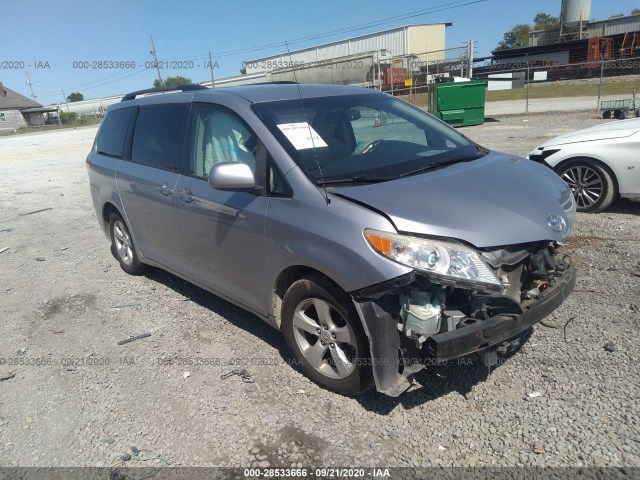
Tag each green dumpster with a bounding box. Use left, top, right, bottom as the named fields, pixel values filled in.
left=428, top=79, right=487, bottom=127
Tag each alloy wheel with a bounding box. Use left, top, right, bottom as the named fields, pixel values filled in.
left=292, top=298, right=358, bottom=379
left=112, top=219, right=134, bottom=266
left=560, top=165, right=604, bottom=210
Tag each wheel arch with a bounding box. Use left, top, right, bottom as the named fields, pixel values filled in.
left=102, top=202, right=122, bottom=224
left=553, top=156, right=620, bottom=196
left=100, top=202, right=124, bottom=238
left=272, top=265, right=351, bottom=329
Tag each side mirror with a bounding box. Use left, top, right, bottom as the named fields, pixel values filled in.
left=208, top=162, right=256, bottom=191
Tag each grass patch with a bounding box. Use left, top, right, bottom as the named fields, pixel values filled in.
left=401, top=77, right=640, bottom=108
left=486, top=78, right=640, bottom=102
left=404, top=95, right=429, bottom=108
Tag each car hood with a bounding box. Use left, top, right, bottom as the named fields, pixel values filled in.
left=329, top=151, right=575, bottom=248
left=538, top=118, right=640, bottom=147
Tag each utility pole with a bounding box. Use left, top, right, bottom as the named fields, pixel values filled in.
left=25, top=71, right=37, bottom=101
left=467, top=39, right=474, bottom=79
left=425, top=42, right=430, bottom=89
left=526, top=54, right=530, bottom=114
left=597, top=50, right=605, bottom=110
left=208, top=51, right=215, bottom=88
left=61, top=89, right=70, bottom=112
left=150, top=36, right=163, bottom=87
left=390, top=55, right=394, bottom=97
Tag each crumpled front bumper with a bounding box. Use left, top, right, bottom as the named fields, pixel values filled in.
left=426, top=265, right=576, bottom=363
left=352, top=265, right=577, bottom=397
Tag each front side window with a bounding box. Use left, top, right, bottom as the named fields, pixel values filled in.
left=131, top=105, right=188, bottom=170
left=189, top=106, right=258, bottom=178
left=95, top=107, right=135, bottom=158
left=253, top=93, right=484, bottom=184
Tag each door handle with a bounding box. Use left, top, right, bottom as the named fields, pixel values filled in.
left=177, top=188, right=195, bottom=204
left=158, top=182, right=174, bottom=196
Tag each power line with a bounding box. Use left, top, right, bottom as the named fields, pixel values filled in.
left=34, top=56, right=151, bottom=91
left=35, top=67, right=150, bottom=98
left=29, top=0, right=489, bottom=96
left=160, top=0, right=489, bottom=61
left=163, top=0, right=389, bottom=59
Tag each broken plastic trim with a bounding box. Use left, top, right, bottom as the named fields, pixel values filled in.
left=351, top=273, right=420, bottom=397
left=350, top=264, right=577, bottom=397
left=420, top=270, right=502, bottom=294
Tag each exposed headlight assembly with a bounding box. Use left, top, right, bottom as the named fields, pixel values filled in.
left=365, top=229, right=501, bottom=290
left=527, top=148, right=560, bottom=163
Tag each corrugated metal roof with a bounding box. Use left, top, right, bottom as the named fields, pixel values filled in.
left=599, top=15, right=640, bottom=37
left=245, top=23, right=450, bottom=64
left=21, top=105, right=60, bottom=113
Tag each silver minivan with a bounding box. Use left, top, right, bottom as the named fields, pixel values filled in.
left=87, top=83, right=576, bottom=397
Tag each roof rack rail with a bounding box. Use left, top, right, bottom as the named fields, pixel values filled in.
left=224, top=81, right=298, bottom=86
left=121, top=84, right=207, bottom=102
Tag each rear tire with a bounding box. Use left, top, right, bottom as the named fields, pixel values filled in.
left=281, top=274, right=373, bottom=396
left=108, top=213, right=148, bottom=275
left=602, top=110, right=611, bottom=119
left=557, top=160, right=616, bottom=213
left=613, top=109, right=627, bottom=120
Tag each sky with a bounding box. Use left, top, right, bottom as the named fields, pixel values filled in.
left=2, top=0, right=639, bottom=103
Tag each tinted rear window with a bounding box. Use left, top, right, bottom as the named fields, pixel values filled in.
left=131, top=105, right=188, bottom=170
left=95, top=107, right=134, bottom=158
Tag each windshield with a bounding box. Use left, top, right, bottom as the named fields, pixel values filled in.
left=253, top=93, right=485, bottom=184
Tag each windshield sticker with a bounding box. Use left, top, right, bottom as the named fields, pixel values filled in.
left=277, top=122, right=328, bottom=150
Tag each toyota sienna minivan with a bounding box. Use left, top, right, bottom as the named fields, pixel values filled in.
left=87, top=83, right=576, bottom=397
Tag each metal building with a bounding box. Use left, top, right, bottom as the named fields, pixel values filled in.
left=243, top=23, right=451, bottom=75
left=530, top=13, right=640, bottom=47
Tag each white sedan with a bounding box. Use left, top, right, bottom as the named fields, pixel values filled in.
left=527, top=118, right=640, bottom=212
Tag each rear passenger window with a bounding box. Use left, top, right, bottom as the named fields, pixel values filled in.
left=95, top=107, right=134, bottom=158
left=131, top=105, right=188, bottom=170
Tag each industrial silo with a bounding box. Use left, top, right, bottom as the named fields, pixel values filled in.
left=560, top=0, right=591, bottom=41
left=561, top=0, right=591, bottom=25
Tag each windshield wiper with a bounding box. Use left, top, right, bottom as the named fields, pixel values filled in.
left=316, top=176, right=391, bottom=186
left=400, top=154, right=484, bottom=178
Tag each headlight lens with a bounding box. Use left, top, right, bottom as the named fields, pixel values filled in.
left=365, top=229, right=501, bottom=287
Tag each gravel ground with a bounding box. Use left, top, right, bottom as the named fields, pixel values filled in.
left=0, top=114, right=639, bottom=470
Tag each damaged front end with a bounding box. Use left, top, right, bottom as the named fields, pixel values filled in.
left=351, top=241, right=576, bottom=397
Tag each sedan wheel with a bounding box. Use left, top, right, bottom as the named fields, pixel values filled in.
left=558, top=161, right=616, bottom=213
left=282, top=274, right=373, bottom=396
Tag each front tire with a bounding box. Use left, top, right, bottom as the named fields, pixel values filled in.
left=109, top=213, right=148, bottom=275
left=557, top=160, right=616, bottom=213
left=281, top=274, right=373, bottom=396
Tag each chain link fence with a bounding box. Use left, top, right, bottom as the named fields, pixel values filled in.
left=368, top=45, right=639, bottom=118
left=375, top=44, right=473, bottom=102
left=475, top=53, right=640, bottom=117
